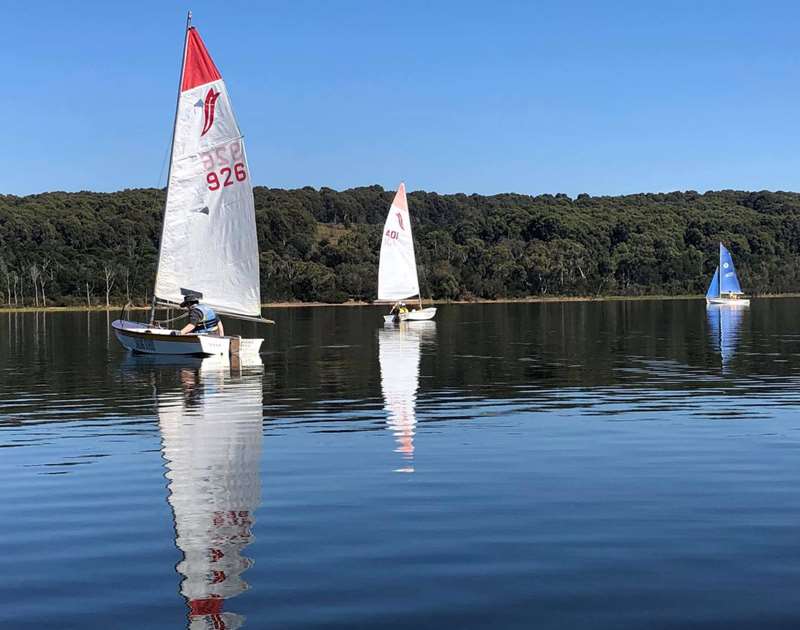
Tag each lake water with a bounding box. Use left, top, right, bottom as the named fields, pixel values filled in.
left=2, top=299, right=800, bottom=629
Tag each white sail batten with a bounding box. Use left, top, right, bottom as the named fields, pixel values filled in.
left=154, top=26, right=261, bottom=318
left=378, top=183, right=420, bottom=302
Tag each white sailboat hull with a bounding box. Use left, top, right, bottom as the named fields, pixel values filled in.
left=384, top=307, right=437, bottom=324
left=112, top=320, right=263, bottom=357
left=706, top=297, right=750, bottom=306
left=402, top=307, right=437, bottom=321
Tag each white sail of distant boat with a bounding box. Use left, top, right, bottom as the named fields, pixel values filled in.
left=377, top=183, right=436, bottom=323
left=706, top=243, right=749, bottom=306
left=112, top=12, right=272, bottom=357
left=159, top=359, right=263, bottom=629
left=706, top=304, right=744, bottom=370
left=379, top=321, right=436, bottom=472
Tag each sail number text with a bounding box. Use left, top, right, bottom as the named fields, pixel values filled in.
left=207, top=163, right=247, bottom=190
left=385, top=229, right=399, bottom=240
left=200, top=141, right=248, bottom=191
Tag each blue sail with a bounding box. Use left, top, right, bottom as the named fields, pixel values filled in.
left=719, top=243, right=743, bottom=294
left=706, top=267, right=720, bottom=299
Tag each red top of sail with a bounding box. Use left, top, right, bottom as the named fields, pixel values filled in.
left=181, top=27, right=221, bottom=92
left=392, top=183, right=408, bottom=212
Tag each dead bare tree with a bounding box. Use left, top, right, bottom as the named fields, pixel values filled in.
left=0, top=258, right=10, bottom=306
left=39, top=258, right=53, bottom=307
left=125, top=237, right=139, bottom=304
left=122, top=265, right=131, bottom=303
left=85, top=281, right=94, bottom=307
left=29, top=264, right=41, bottom=308
left=12, top=272, right=19, bottom=306
left=103, top=264, right=116, bottom=309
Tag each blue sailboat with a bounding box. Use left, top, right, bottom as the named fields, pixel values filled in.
left=705, top=243, right=749, bottom=305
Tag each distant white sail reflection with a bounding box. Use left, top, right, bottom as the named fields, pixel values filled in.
left=378, top=322, right=436, bottom=473
left=706, top=304, right=746, bottom=370
left=158, top=357, right=263, bottom=629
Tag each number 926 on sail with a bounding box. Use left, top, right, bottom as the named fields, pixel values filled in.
left=200, top=140, right=248, bottom=191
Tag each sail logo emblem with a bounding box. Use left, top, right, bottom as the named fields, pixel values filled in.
left=395, top=212, right=405, bottom=231
left=201, top=88, right=221, bottom=136
left=723, top=262, right=729, bottom=269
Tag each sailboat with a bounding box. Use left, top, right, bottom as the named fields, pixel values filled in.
left=112, top=13, right=272, bottom=357
left=377, top=183, right=437, bottom=323
left=705, top=243, right=750, bottom=306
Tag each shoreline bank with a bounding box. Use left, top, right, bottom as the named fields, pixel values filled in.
left=0, top=293, right=795, bottom=314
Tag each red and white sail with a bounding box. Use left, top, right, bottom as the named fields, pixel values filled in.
left=377, top=183, right=421, bottom=302
left=154, top=25, right=261, bottom=318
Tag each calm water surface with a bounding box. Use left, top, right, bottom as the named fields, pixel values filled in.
left=2, top=300, right=800, bottom=629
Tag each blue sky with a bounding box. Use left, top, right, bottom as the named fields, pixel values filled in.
left=2, top=0, right=800, bottom=197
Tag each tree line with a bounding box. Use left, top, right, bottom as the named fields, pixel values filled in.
left=1, top=185, right=799, bottom=307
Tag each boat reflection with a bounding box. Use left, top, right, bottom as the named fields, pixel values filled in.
left=378, top=321, right=436, bottom=473
left=706, top=303, right=746, bottom=370
left=149, top=355, right=263, bottom=629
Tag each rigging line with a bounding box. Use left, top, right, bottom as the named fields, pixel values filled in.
left=156, top=134, right=172, bottom=189
left=154, top=311, right=189, bottom=326
left=155, top=14, right=191, bottom=190
left=410, top=214, right=432, bottom=303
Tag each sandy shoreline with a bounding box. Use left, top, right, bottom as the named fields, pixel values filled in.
left=0, top=293, right=796, bottom=314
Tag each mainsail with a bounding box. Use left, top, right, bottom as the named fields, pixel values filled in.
left=377, top=183, right=420, bottom=302
left=719, top=243, right=743, bottom=295
left=154, top=21, right=261, bottom=318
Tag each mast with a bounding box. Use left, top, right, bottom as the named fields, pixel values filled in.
left=406, top=188, right=425, bottom=310
left=150, top=11, right=193, bottom=325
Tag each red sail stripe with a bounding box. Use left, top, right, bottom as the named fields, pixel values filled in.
left=201, top=88, right=221, bottom=136
left=182, top=27, right=222, bottom=92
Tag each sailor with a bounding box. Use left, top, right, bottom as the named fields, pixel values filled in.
left=176, top=296, right=225, bottom=336
left=388, top=301, right=410, bottom=322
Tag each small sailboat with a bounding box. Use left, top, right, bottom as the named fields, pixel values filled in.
left=113, top=13, right=272, bottom=357
left=377, top=183, right=437, bottom=323
left=706, top=243, right=750, bottom=306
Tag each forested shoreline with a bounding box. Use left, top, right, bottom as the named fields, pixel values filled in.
left=1, top=186, right=800, bottom=307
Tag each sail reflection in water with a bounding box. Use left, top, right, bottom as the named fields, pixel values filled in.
left=706, top=304, right=746, bottom=369
left=378, top=322, right=436, bottom=473
left=157, top=357, right=264, bottom=629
